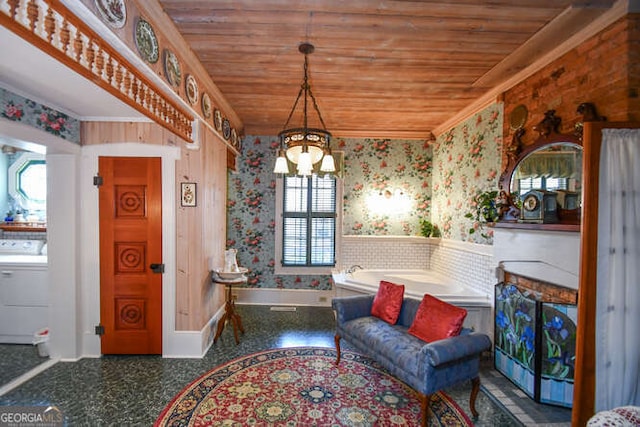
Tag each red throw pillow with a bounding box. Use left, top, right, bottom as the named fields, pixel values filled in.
left=370, top=280, right=405, bottom=324
left=408, top=294, right=467, bottom=342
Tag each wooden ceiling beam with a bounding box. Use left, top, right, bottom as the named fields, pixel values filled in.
left=162, top=1, right=571, bottom=22
left=171, top=15, right=550, bottom=34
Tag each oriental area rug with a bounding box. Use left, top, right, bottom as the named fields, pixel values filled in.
left=155, top=347, right=472, bottom=426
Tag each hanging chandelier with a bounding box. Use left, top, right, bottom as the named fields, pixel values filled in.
left=273, top=43, right=335, bottom=176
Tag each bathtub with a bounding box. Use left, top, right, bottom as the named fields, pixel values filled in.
left=333, top=269, right=489, bottom=305
left=332, top=269, right=492, bottom=336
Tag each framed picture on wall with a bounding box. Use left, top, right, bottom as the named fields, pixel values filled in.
left=181, top=182, right=197, bottom=207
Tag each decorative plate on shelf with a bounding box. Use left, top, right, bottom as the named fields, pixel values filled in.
left=134, top=18, right=159, bottom=64
left=201, top=93, right=212, bottom=119
left=509, top=104, right=528, bottom=131
left=163, top=49, right=182, bottom=89
left=95, top=0, right=126, bottom=29
left=231, top=128, right=238, bottom=148
left=214, top=109, right=222, bottom=131
left=222, top=118, right=231, bottom=140
left=185, top=74, right=198, bottom=105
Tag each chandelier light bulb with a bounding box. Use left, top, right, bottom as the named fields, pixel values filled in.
left=273, top=155, right=290, bottom=174
left=320, top=152, right=336, bottom=172
left=297, top=151, right=313, bottom=176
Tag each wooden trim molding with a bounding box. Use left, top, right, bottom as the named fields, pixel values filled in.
left=0, top=0, right=194, bottom=142
left=503, top=271, right=577, bottom=305
left=573, top=121, right=640, bottom=426
left=572, top=121, right=602, bottom=426
left=0, top=222, right=46, bottom=232
left=226, top=149, right=236, bottom=171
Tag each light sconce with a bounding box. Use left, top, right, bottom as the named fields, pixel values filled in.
left=273, top=43, right=335, bottom=176
left=367, top=188, right=412, bottom=214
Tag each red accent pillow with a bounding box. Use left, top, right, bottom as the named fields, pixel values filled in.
left=408, top=294, right=467, bottom=342
left=370, top=280, right=405, bottom=324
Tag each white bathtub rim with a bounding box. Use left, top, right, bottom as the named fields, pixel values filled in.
left=332, top=269, right=491, bottom=307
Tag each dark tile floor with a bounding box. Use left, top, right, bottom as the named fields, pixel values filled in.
left=0, top=342, right=49, bottom=386
left=0, top=305, right=571, bottom=426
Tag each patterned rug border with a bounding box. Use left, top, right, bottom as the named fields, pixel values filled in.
left=155, top=346, right=472, bottom=426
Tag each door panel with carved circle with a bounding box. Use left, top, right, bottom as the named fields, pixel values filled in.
left=99, top=157, right=162, bottom=354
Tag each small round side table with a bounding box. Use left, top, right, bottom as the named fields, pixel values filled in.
left=212, top=275, right=247, bottom=345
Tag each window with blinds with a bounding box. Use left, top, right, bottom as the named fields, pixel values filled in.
left=517, top=177, right=568, bottom=194
left=281, top=175, right=336, bottom=267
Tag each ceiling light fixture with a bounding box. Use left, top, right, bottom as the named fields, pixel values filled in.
left=274, top=42, right=334, bottom=176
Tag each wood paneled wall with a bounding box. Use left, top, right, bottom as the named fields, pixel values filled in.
left=81, top=121, right=184, bottom=146
left=175, top=122, right=228, bottom=330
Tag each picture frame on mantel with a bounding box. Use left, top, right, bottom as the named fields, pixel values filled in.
left=181, top=182, right=197, bottom=207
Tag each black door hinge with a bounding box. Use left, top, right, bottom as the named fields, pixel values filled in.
left=95, top=324, right=105, bottom=336
left=93, top=175, right=103, bottom=187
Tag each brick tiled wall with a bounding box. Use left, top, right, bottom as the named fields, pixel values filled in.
left=339, top=236, right=495, bottom=297
left=503, top=14, right=639, bottom=152
left=340, top=236, right=431, bottom=270
left=429, top=242, right=494, bottom=296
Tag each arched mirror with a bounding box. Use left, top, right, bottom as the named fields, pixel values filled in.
left=511, top=142, right=582, bottom=218
left=498, top=110, right=586, bottom=230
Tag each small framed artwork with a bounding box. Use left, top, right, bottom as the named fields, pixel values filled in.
left=181, top=182, right=197, bottom=207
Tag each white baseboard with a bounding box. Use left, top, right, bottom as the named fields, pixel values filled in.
left=0, top=358, right=59, bottom=397
left=234, top=288, right=336, bottom=307
left=163, top=304, right=225, bottom=358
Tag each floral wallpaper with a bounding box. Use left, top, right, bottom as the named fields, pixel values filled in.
left=227, top=103, right=503, bottom=289
left=227, top=136, right=329, bottom=290
left=341, top=138, right=433, bottom=236
left=431, top=103, right=503, bottom=244
left=1, top=87, right=80, bottom=144
left=226, top=136, right=434, bottom=289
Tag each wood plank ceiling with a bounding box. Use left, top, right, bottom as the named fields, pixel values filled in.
left=160, top=1, right=615, bottom=139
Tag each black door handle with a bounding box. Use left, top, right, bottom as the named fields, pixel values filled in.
left=150, top=263, right=165, bottom=274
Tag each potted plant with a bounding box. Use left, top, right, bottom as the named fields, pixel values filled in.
left=465, top=190, right=499, bottom=237
left=419, top=219, right=441, bottom=238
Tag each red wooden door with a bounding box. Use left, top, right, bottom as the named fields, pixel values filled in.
left=99, top=157, right=163, bottom=354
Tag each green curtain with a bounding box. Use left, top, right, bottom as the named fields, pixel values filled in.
left=515, top=152, right=580, bottom=179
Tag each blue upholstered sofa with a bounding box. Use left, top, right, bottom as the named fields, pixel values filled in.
left=332, top=294, right=492, bottom=426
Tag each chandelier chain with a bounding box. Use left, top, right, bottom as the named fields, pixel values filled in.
left=282, top=86, right=304, bottom=130
left=306, top=54, right=328, bottom=131
left=281, top=50, right=328, bottom=132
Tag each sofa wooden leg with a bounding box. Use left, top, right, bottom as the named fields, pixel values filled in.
left=419, top=393, right=431, bottom=427
left=334, top=334, right=341, bottom=365
left=470, top=376, right=481, bottom=418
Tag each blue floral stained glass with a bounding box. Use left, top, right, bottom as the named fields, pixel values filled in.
left=494, top=282, right=537, bottom=398
left=494, top=282, right=577, bottom=408
left=540, top=303, right=577, bottom=407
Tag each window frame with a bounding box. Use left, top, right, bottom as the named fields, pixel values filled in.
left=515, top=176, right=569, bottom=195
left=274, top=174, right=342, bottom=275
left=8, top=152, right=47, bottom=212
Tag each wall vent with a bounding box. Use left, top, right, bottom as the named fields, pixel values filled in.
left=270, top=306, right=297, bottom=312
